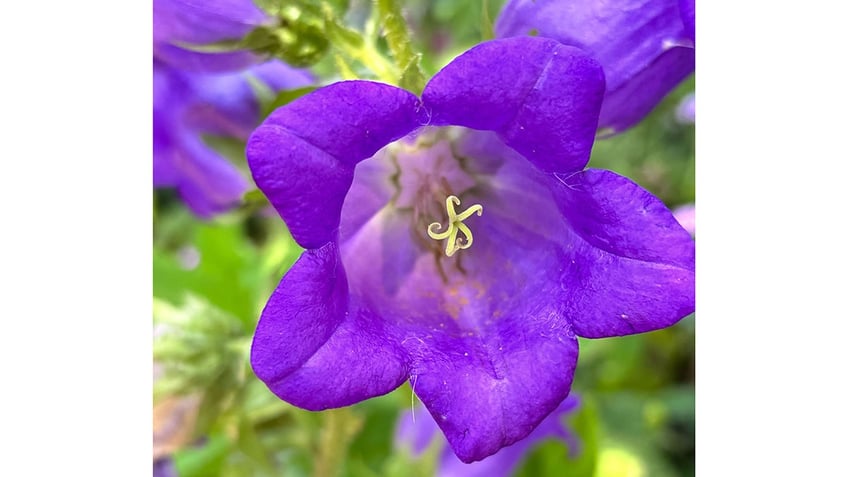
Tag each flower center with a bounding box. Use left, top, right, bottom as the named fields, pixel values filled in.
left=337, top=126, right=568, bottom=328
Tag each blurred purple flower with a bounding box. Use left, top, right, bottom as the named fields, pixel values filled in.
left=154, top=59, right=312, bottom=218
left=153, top=0, right=270, bottom=72
left=396, top=395, right=582, bottom=477
left=673, top=203, right=696, bottom=236
left=153, top=458, right=177, bottom=477
left=496, top=0, right=696, bottom=135
left=675, top=93, right=696, bottom=125
left=247, top=37, right=695, bottom=462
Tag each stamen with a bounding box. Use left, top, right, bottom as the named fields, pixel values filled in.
left=426, top=195, right=483, bottom=257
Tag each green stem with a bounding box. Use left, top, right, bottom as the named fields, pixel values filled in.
left=322, top=2, right=398, bottom=84
left=313, top=407, right=363, bottom=477
left=374, top=0, right=426, bottom=93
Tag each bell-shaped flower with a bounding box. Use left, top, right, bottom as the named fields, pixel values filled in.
left=153, top=59, right=312, bottom=217
left=496, top=0, right=696, bottom=135
left=153, top=0, right=271, bottom=72
left=247, top=37, right=695, bottom=462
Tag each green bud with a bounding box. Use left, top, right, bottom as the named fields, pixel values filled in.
left=153, top=296, right=246, bottom=398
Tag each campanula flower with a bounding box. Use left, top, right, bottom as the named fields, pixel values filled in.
left=247, top=36, right=695, bottom=462
left=153, top=59, right=312, bottom=217
left=396, top=395, right=581, bottom=477
left=673, top=203, right=696, bottom=236
left=153, top=0, right=271, bottom=72
left=496, top=0, right=696, bottom=135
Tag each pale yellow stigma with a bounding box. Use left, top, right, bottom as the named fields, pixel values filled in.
left=426, top=195, right=483, bottom=257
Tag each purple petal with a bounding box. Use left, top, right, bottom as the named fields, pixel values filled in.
left=167, top=136, right=250, bottom=218
left=153, top=458, right=177, bottom=477
left=423, top=37, right=604, bottom=174
left=246, top=81, right=422, bottom=249
left=597, top=48, right=694, bottom=133
left=249, top=60, right=315, bottom=92
left=396, top=405, right=441, bottom=456
left=251, top=243, right=350, bottom=385
left=265, top=310, right=409, bottom=409
left=154, top=43, right=263, bottom=73
left=496, top=0, right=694, bottom=134
left=411, top=331, right=578, bottom=463
left=251, top=242, right=409, bottom=409
left=680, top=0, right=696, bottom=43
left=154, top=59, right=313, bottom=217
left=553, top=169, right=695, bottom=337
left=153, top=64, right=249, bottom=215
left=153, top=0, right=269, bottom=72
left=184, top=61, right=313, bottom=139
left=153, top=0, right=267, bottom=45
left=155, top=59, right=313, bottom=141
left=396, top=394, right=582, bottom=477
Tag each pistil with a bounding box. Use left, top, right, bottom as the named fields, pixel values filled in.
left=427, top=195, right=483, bottom=257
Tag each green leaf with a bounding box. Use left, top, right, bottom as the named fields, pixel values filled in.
left=251, top=0, right=285, bottom=16
left=481, top=0, right=495, bottom=41
left=263, top=86, right=319, bottom=118
left=242, top=189, right=269, bottom=208
left=376, top=0, right=426, bottom=93
left=397, top=53, right=426, bottom=95
left=153, top=221, right=265, bottom=330
left=173, top=434, right=232, bottom=477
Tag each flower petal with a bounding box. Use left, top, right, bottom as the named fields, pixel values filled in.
left=422, top=37, right=604, bottom=174
left=406, top=296, right=580, bottom=463
left=153, top=0, right=267, bottom=46
left=680, top=0, right=696, bottom=43
left=153, top=0, right=269, bottom=72
left=251, top=242, right=349, bottom=385
left=262, top=309, right=410, bottom=409
left=597, top=48, right=695, bottom=134
left=155, top=134, right=248, bottom=218
left=154, top=44, right=262, bottom=73
left=496, top=0, right=694, bottom=134
left=183, top=61, right=313, bottom=139
left=249, top=60, right=314, bottom=92
left=247, top=81, right=422, bottom=248
left=250, top=242, right=409, bottom=409
left=553, top=169, right=695, bottom=337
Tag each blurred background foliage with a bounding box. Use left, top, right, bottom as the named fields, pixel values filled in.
left=153, top=1, right=695, bottom=476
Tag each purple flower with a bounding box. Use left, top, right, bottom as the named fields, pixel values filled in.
left=247, top=37, right=695, bottom=462
left=153, top=458, right=177, bottom=477
left=673, top=203, right=696, bottom=236
left=496, top=0, right=696, bottom=135
left=153, top=59, right=312, bottom=217
left=396, top=395, right=582, bottom=477
left=675, top=92, right=696, bottom=125
left=153, top=0, right=270, bottom=72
